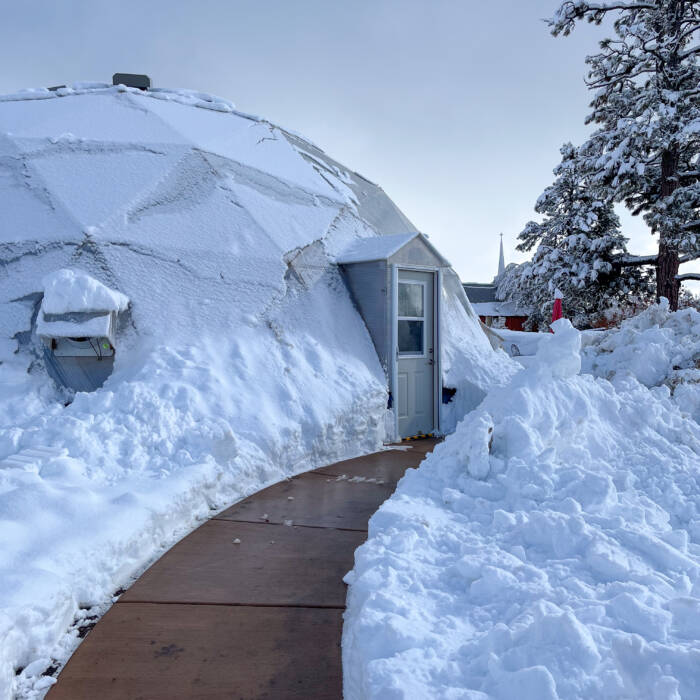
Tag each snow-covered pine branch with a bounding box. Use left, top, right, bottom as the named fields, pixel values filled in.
left=499, top=143, right=654, bottom=328
left=618, top=253, right=660, bottom=266
left=550, top=0, right=700, bottom=309
left=619, top=251, right=700, bottom=265
left=550, top=2, right=658, bottom=36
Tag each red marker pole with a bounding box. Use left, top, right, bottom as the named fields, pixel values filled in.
left=550, top=293, right=563, bottom=332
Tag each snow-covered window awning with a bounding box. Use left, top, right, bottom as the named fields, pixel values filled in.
left=37, top=269, right=129, bottom=343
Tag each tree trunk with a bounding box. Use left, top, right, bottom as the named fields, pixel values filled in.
left=657, top=242, right=680, bottom=308
left=656, top=148, right=680, bottom=309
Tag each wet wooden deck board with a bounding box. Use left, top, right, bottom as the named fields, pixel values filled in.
left=119, top=520, right=365, bottom=607
left=215, top=472, right=395, bottom=531
left=46, top=603, right=343, bottom=700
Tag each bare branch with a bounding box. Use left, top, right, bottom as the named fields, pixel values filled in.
left=570, top=2, right=656, bottom=12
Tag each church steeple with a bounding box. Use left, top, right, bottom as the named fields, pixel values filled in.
left=498, top=233, right=505, bottom=276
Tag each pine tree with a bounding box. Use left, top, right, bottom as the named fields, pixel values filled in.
left=550, top=0, right=700, bottom=309
left=497, top=143, right=653, bottom=328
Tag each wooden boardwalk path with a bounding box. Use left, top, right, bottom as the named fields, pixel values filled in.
left=47, top=439, right=437, bottom=700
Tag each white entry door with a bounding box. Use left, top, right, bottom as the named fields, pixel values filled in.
left=396, top=269, right=435, bottom=438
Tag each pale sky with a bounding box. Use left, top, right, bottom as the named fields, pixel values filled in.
left=1, top=0, right=696, bottom=287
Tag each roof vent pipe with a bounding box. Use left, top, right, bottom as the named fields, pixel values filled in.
left=112, top=73, right=151, bottom=90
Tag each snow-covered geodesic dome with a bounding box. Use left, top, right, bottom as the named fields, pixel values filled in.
left=0, top=83, right=516, bottom=697
left=0, top=81, right=503, bottom=409
left=0, top=82, right=414, bottom=353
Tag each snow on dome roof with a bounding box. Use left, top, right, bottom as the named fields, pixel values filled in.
left=0, top=82, right=416, bottom=344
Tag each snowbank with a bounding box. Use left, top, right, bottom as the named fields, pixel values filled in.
left=344, top=315, right=700, bottom=699
left=439, top=272, right=518, bottom=433
left=581, top=300, right=700, bottom=423
left=1, top=276, right=388, bottom=699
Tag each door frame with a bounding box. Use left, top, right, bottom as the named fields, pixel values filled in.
left=390, top=264, right=442, bottom=439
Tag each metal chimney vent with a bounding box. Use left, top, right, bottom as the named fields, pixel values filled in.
left=112, top=73, right=151, bottom=90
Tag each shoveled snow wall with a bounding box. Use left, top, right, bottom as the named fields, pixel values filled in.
left=344, top=312, right=700, bottom=700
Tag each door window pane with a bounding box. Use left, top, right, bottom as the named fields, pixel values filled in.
left=398, top=320, right=424, bottom=354
left=398, top=283, right=423, bottom=318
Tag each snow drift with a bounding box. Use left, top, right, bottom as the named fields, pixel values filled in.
left=582, top=300, right=700, bottom=424
left=344, top=311, right=700, bottom=699
left=0, top=83, right=508, bottom=698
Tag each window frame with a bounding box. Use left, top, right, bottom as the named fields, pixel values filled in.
left=397, top=280, right=427, bottom=358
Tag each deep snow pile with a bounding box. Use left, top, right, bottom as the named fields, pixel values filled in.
left=581, top=300, right=700, bottom=424
left=0, top=83, right=511, bottom=699
left=344, top=313, right=700, bottom=699
left=440, top=273, right=518, bottom=433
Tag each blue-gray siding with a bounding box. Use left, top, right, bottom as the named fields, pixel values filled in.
left=341, top=260, right=391, bottom=373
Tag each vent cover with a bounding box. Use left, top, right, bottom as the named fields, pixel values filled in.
left=112, top=73, right=151, bottom=90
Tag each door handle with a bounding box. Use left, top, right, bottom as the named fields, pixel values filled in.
left=427, top=359, right=434, bottom=366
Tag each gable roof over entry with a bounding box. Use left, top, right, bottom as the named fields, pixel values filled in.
left=336, top=232, right=451, bottom=267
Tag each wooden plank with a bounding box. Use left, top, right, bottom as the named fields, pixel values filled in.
left=311, top=448, right=421, bottom=481
left=119, top=520, right=364, bottom=607
left=215, top=472, right=394, bottom=530
left=47, top=603, right=342, bottom=700
left=312, top=441, right=437, bottom=479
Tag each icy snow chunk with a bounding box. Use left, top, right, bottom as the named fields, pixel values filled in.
left=470, top=565, right=520, bottom=603
left=41, top=269, right=129, bottom=314
left=668, top=597, right=700, bottom=639
left=490, top=665, right=558, bottom=700
left=608, top=592, right=672, bottom=642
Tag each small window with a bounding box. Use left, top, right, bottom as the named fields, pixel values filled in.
left=398, top=320, right=423, bottom=354
left=398, top=281, right=425, bottom=356
left=398, top=283, right=423, bottom=317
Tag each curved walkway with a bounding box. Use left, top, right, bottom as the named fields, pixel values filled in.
left=47, top=439, right=437, bottom=700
